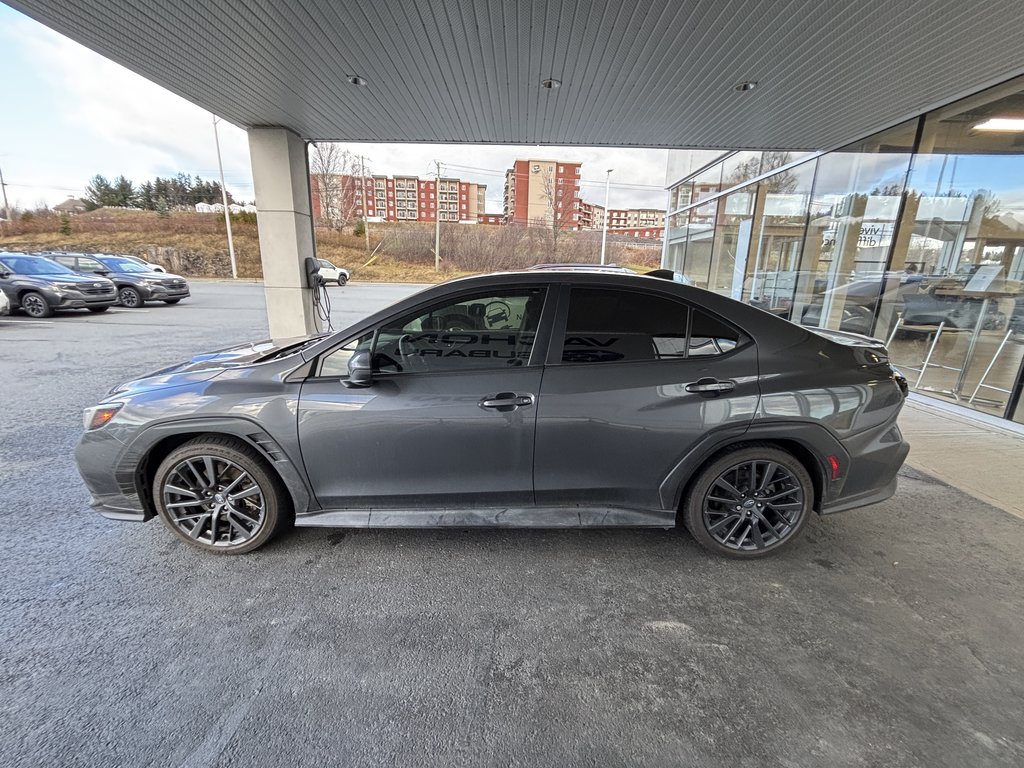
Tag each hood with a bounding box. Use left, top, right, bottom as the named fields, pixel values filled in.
left=107, top=334, right=326, bottom=395
left=32, top=272, right=113, bottom=286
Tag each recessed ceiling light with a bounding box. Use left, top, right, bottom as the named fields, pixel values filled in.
left=974, top=117, right=1024, bottom=132
left=541, top=78, right=561, bottom=90
left=735, top=81, right=758, bottom=92
left=347, top=76, right=367, bottom=86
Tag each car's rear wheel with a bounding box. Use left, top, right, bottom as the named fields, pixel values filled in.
left=87, top=306, right=109, bottom=313
left=153, top=437, right=289, bottom=554
left=683, top=446, right=813, bottom=558
left=21, top=291, right=53, bottom=318
left=118, top=286, right=144, bottom=308
left=163, top=299, right=181, bottom=304
left=337, top=275, right=348, bottom=286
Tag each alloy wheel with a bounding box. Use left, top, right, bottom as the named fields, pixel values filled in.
left=119, top=287, right=141, bottom=307
left=702, top=460, right=805, bottom=552
left=161, top=455, right=267, bottom=547
left=22, top=293, right=48, bottom=317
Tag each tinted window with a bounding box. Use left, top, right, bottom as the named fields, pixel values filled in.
left=560, top=287, right=741, bottom=363
left=374, top=289, right=545, bottom=374
left=0, top=256, right=73, bottom=275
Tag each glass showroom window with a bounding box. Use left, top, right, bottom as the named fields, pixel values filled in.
left=883, top=76, right=1024, bottom=418
left=796, top=120, right=916, bottom=337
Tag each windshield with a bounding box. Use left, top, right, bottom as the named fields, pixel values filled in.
left=0, top=256, right=75, bottom=275
left=98, top=257, right=150, bottom=273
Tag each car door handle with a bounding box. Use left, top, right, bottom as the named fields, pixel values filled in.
left=684, top=377, right=736, bottom=394
left=479, top=392, right=535, bottom=410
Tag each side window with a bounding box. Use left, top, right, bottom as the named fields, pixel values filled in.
left=560, top=287, right=743, bottom=363
left=688, top=309, right=741, bottom=356
left=373, top=288, right=546, bottom=374
left=77, top=257, right=105, bottom=273
left=317, top=331, right=374, bottom=377
left=53, top=255, right=77, bottom=269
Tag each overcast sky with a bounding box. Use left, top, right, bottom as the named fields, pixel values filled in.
left=0, top=4, right=720, bottom=214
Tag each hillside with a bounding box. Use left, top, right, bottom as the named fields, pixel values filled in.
left=0, top=208, right=662, bottom=281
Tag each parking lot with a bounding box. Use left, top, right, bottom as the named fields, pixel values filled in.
left=2, top=280, right=1023, bottom=767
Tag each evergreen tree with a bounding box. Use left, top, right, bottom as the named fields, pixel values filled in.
left=59, top=213, right=72, bottom=235
left=113, top=175, right=136, bottom=207
left=138, top=181, right=156, bottom=210
left=84, top=174, right=117, bottom=210
left=155, top=196, right=170, bottom=218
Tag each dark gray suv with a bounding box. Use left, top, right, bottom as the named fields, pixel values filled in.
left=0, top=253, right=117, bottom=317
left=75, top=271, right=910, bottom=558
left=48, top=253, right=190, bottom=307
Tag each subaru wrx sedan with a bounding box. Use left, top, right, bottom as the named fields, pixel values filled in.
left=76, top=271, right=909, bottom=558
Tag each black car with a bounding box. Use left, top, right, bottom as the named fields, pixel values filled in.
left=48, top=253, right=190, bottom=308
left=76, top=270, right=910, bottom=558
left=0, top=253, right=117, bottom=317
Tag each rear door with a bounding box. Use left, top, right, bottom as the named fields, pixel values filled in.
left=534, top=284, right=760, bottom=511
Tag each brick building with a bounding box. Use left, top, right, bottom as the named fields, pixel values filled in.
left=503, top=159, right=582, bottom=229
left=311, top=174, right=489, bottom=224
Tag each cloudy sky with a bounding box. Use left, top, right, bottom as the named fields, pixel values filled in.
left=0, top=4, right=720, bottom=214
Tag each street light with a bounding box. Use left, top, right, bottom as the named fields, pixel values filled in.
left=600, top=168, right=613, bottom=265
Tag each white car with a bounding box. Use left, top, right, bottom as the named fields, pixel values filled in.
left=0, top=283, right=9, bottom=315
left=119, top=254, right=166, bottom=273
left=317, top=259, right=349, bottom=285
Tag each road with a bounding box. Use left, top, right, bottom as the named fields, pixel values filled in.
left=1, top=280, right=1023, bottom=767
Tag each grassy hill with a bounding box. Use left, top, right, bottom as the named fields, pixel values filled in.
left=0, top=208, right=661, bottom=281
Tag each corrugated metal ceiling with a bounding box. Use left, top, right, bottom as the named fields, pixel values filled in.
left=7, top=0, right=1024, bottom=150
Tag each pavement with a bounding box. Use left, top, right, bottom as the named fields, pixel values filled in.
left=1, top=280, right=1023, bottom=768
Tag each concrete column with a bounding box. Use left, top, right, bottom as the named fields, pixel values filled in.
left=248, top=127, right=321, bottom=339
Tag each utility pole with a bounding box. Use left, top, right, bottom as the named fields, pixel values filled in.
left=434, top=160, right=441, bottom=272
left=0, top=165, right=10, bottom=222
left=359, top=155, right=370, bottom=251
left=600, top=168, right=613, bottom=265
left=212, top=115, right=238, bottom=279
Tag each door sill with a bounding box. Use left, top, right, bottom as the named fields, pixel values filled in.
left=295, top=506, right=675, bottom=528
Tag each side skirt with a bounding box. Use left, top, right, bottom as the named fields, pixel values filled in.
left=294, top=506, right=676, bottom=528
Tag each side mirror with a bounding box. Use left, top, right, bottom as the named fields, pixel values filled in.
left=342, top=349, right=374, bottom=388
left=95, top=269, right=111, bottom=276
left=0, top=270, right=10, bottom=279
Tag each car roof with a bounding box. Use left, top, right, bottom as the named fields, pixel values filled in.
left=525, top=263, right=634, bottom=273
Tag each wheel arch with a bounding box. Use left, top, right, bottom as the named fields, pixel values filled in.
left=661, top=421, right=848, bottom=517
left=120, top=418, right=316, bottom=521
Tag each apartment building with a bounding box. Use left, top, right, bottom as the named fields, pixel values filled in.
left=503, top=159, right=582, bottom=229
left=311, top=173, right=488, bottom=224
left=579, top=202, right=664, bottom=236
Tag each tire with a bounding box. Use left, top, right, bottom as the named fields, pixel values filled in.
left=163, top=299, right=181, bottom=304
left=683, top=445, right=814, bottom=559
left=118, top=286, right=144, bottom=308
left=20, top=291, right=53, bottom=318
left=337, top=275, right=348, bottom=286
left=87, top=306, right=109, bottom=313
left=153, top=436, right=291, bottom=554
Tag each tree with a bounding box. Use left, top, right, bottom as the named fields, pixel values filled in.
left=59, top=213, right=71, bottom=235
left=84, top=174, right=118, bottom=210
left=310, top=143, right=361, bottom=227
left=112, top=175, right=136, bottom=207
left=537, top=166, right=578, bottom=256
left=138, top=181, right=155, bottom=210
left=155, top=196, right=170, bottom=218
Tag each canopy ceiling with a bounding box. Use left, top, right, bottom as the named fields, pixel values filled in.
left=8, top=0, right=1024, bottom=150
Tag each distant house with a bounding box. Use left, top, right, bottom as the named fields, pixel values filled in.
left=54, top=197, right=88, bottom=215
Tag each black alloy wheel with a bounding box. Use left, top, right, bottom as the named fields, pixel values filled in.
left=684, top=446, right=813, bottom=558
left=20, top=291, right=53, bottom=318
left=153, top=437, right=289, bottom=554
left=118, top=286, right=144, bottom=308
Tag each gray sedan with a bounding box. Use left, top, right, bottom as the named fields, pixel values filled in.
left=75, top=271, right=910, bottom=558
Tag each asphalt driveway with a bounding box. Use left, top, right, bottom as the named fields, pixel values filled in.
left=1, top=280, right=1022, bottom=767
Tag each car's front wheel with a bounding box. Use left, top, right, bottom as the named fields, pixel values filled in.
left=337, top=275, right=348, bottom=286
left=20, top=291, right=53, bottom=318
left=118, top=286, right=144, bottom=308
left=683, top=445, right=813, bottom=558
left=153, top=436, right=290, bottom=554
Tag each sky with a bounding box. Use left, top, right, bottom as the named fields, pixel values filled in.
left=0, top=4, right=717, bottom=214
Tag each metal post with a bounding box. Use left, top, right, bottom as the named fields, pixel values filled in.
left=359, top=155, right=371, bottom=251
left=212, top=116, right=238, bottom=279
left=600, top=169, right=613, bottom=265
left=435, top=160, right=442, bottom=272
left=0, top=165, right=10, bottom=221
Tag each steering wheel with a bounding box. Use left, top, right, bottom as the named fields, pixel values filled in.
left=396, top=334, right=426, bottom=371
left=437, top=312, right=477, bottom=331
left=482, top=301, right=514, bottom=329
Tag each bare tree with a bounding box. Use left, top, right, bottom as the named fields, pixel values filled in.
left=537, top=167, right=578, bottom=257
left=309, top=143, right=362, bottom=227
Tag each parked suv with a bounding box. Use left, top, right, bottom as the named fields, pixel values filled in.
left=317, top=259, right=350, bottom=285
left=0, top=253, right=117, bottom=317
left=48, top=253, right=190, bottom=308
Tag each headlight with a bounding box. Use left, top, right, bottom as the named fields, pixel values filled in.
left=54, top=282, right=79, bottom=291
left=83, top=402, right=124, bottom=430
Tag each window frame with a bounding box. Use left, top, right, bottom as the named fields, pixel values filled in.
left=547, top=283, right=751, bottom=366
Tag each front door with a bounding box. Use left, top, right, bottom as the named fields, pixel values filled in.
left=298, top=287, right=549, bottom=510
